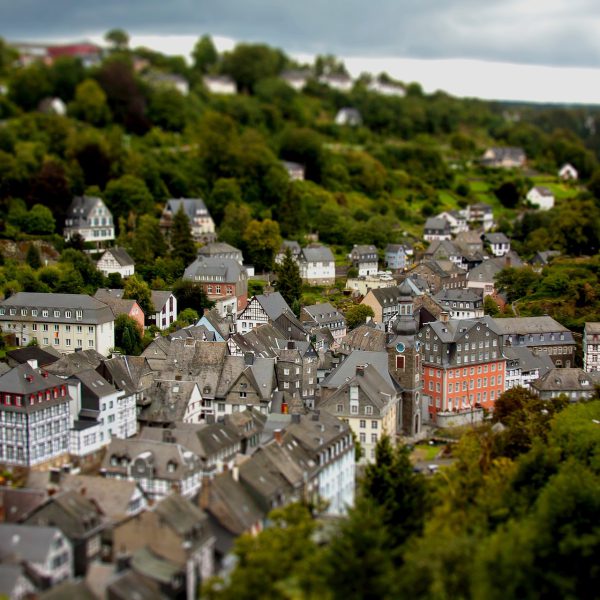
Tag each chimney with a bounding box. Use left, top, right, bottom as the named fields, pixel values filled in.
left=244, top=352, right=255, bottom=366
left=27, top=359, right=38, bottom=370
left=356, top=365, right=365, bottom=377
left=274, top=429, right=283, bottom=445
left=311, top=410, right=320, bottom=421
left=440, top=311, right=449, bottom=324
left=287, top=341, right=296, bottom=350
left=291, top=413, right=301, bottom=424
left=232, top=465, right=239, bottom=482
left=505, top=255, right=511, bottom=268
left=115, top=552, right=131, bottom=573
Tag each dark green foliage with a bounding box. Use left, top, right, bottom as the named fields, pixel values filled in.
left=172, top=280, right=214, bottom=314
left=193, top=35, right=218, bottom=74
left=274, top=248, right=302, bottom=308
left=25, top=244, right=42, bottom=269
left=344, top=304, right=375, bottom=329
left=169, top=206, right=196, bottom=267
left=114, top=313, right=143, bottom=355
left=221, top=43, right=287, bottom=93
left=123, top=274, right=154, bottom=315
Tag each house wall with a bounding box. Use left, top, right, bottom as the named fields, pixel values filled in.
left=97, top=254, right=134, bottom=277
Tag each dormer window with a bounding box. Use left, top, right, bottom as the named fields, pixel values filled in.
left=167, top=461, right=177, bottom=473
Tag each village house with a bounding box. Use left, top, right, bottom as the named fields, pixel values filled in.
left=345, top=273, right=396, bottom=296
left=349, top=244, right=379, bottom=276
left=274, top=341, right=319, bottom=411
left=409, top=261, right=467, bottom=294
left=481, top=146, right=526, bottom=168
left=361, top=280, right=419, bottom=327
left=367, top=78, right=406, bottom=96
left=423, top=217, right=452, bottom=242
left=237, top=292, right=296, bottom=333
left=301, top=303, right=347, bottom=345
left=418, top=315, right=506, bottom=420
left=298, top=245, right=336, bottom=286
left=0, top=292, right=115, bottom=355
left=319, top=73, right=353, bottom=91
left=183, top=256, right=248, bottom=313
left=558, top=162, right=578, bottom=180
left=432, top=288, right=484, bottom=319
left=492, top=316, right=576, bottom=368
left=335, top=107, right=362, bottom=126
left=63, top=196, right=114, bottom=247
left=280, top=69, right=311, bottom=90
left=198, top=242, right=244, bottom=264
left=23, top=491, right=105, bottom=577
left=112, top=494, right=215, bottom=600
left=483, top=232, right=511, bottom=257
left=436, top=210, right=469, bottom=235
left=282, top=160, right=305, bottom=181
left=531, top=368, right=600, bottom=401
left=275, top=240, right=302, bottom=264
left=423, top=239, right=464, bottom=269
left=527, top=186, right=555, bottom=210
left=203, top=75, right=236, bottom=94
left=93, top=289, right=145, bottom=331
left=0, top=362, right=71, bottom=468
left=160, top=198, right=215, bottom=244
left=149, top=290, right=178, bottom=330
left=101, top=437, right=203, bottom=501
left=384, top=243, right=412, bottom=271
left=96, top=247, right=135, bottom=278
left=504, top=346, right=555, bottom=390
left=583, top=322, right=600, bottom=372
left=463, top=203, right=495, bottom=231
left=143, top=71, right=189, bottom=95
left=319, top=361, right=399, bottom=463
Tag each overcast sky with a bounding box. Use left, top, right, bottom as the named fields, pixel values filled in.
left=2, top=0, right=600, bottom=103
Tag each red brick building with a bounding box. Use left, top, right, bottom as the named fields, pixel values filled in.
left=418, top=315, right=505, bottom=420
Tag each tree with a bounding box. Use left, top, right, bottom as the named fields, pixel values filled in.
left=114, top=314, right=143, bottom=355
left=128, top=215, right=167, bottom=265
left=274, top=247, right=302, bottom=309
left=21, top=204, right=56, bottom=235
left=209, top=178, right=242, bottom=225
left=105, top=29, right=130, bottom=51
left=221, top=43, right=286, bottom=93
left=172, top=280, right=214, bottom=313
left=218, top=202, right=252, bottom=249
left=26, top=244, right=42, bottom=269
left=68, top=78, right=111, bottom=125
left=105, top=175, right=154, bottom=224
left=171, top=308, right=199, bottom=330
left=170, top=206, right=196, bottom=266
left=28, top=160, right=71, bottom=222
left=8, top=63, right=52, bottom=111
left=192, top=35, right=218, bottom=73
left=345, top=304, right=375, bottom=329
left=362, top=436, right=428, bottom=551
left=242, top=219, right=282, bottom=273
left=123, top=274, right=154, bottom=316
left=147, top=87, right=187, bottom=131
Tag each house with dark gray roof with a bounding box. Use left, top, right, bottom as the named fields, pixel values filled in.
left=504, top=346, right=555, bottom=390
left=298, top=245, right=335, bottom=286
left=531, top=368, right=600, bottom=401
left=96, top=247, right=135, bottom=278
left=492, top=316, right=576, bottom=368
left=0, top=292, right=115, bottom=355
left=385, top=244, right=412, bottom=271
left=24, top=491, right=105, bottom=576
left=424, top=217, right=452, bottom=242
left=527, top=185, right=554, bottom=210
left=5, top=346, right=61, bottom=368
left=0, top=523, right=73, bottom=589
left=149, top=290, right=177, bottom=330
left=101, top=437, right=203, bottom=501
left=275, top=240, right=302, bottom=264
left=360, top=280, right=419, bottom=326
left=349, top=244, right=378, bottom=276
left=483, top=232, right=510, bottom=257
left=160, top=198, right=215, bottom=243
left=183, top=256, right=248, bottom=313
left=0, top=564, right=34, bottom=599
left=335, top=107, right=362, bottom=126
left=112, top=493, right=215, bottom=597
left=301, top=303, right=347, bottom=345
left=481, top=146, right=526, bottom=168
left=0, top=362, right=72, bottom=468
left=197, top=242, right=243, bottom=264
left=433, top=288, right=484, bottom=319
left=237, top=292, right=295, bottom=333
left=94, top=288, right=145, bottom=331
left=63, top=196, right=114, bottom=247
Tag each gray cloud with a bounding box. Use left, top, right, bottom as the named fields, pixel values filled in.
left=2, top=0, right=600, bottom=67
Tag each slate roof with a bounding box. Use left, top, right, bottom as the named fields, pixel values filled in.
left=0, top=292, right=114, bottom=325
left=433, top=288, right=483, bottom=305
left=284, top=411, right=349, bottom=455
left=492, top=316, right=570, bottom=335
left=202, top=471, right=264, bottom=536
left=484, top=232, right=510, bottom=244
left=320, top=350, right=397, bottom=390
left=424, top=217, right=451, bottom=232
left=163, top=198, right=209, bottom=221
left=39, top=580, right=96, bottom=600
left=503, top=346, right=555, bottom=375
left=197, top=242, right=242, bottom=259
left=5, top=346, right=61, bottom=367
left=131, top=546, right=182, bottom=585
left=227, top=324, right=288, bottom=358
left=138, top=379, right=199, bottom=423
left=341, top=325, right=388, bottom=353
left=65, top=196, right=108, bottom=223
left=183, top=256, right=246, bottom=282
left=0, top=362, right=66, bottom=396
left=532, top=368, right=600, bottom=392
left=98, top=355, right=155, bottom=396
left=300, top=245, right=334, bottom=263
left=0, top=487, right=46, bottom=523
left=425, top=315, right=502, bottom=344
left=44, top=349, right=104, bottom=377
left=153, top=493, right=209, bottom=538
left=585, top=322, right=600, bottom=335
left=100, top=247, right=134, bottom=266
left=0, top=523, right=62, bottom=564
left=106, top=569, right=167, bottom=600
left=252, top=292, right=293, bottom=321
left=302, top=303, right=345, bottom=327
left=93, top=290, right=139, bottom=319
left=150, top=291, right=173, bottom=312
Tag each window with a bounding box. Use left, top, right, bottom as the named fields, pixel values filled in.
left=88, top=340, right=94, bottom=347
left=371, top=434, right=378, bottom=443
left=283, top=368, right=290, bottom=375
left=88, top=326, right=94, bottom=334
left=239, top=391, right=247, bottom=398
left=365, top=406, right=373, bottom=415
left=337, top=404, right=343, bottom=413
left=360, top=420, right=366, bottom=428
left=77, top=339, right=82, bottom=348
left=77, top=325, right=82, bottom=333
left=351, top=405, right=358, bottom=414
left=396, top=356, right=405, bottom=370
left=43, top=337, right=49, bottom=345
left=32, top=324, right=37, bottom=331
left=65, top=311, right=72, bottom=318
left=53, top=310, right=60, bottom=317
left=371, top=420, right=378, bottom=429
left=359, top=433, right=366, bottom=443
left=65, top=339, right=71, bottom=346
left=65, top=325, right=71, bottom=332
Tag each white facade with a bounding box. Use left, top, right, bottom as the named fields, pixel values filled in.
left=559, top=163, right=578, bottom=180
left=203, top=76, right=236, bottom=94
left=584, top=324, right=600, bottom=372
left=96, top=250, right=134, bottom=277
left=299, top=257, right=336, bottom=286
left=317, top=439, right=355, bottom=515
left=527, top=187, right=555, bottom=210
left=152, top=293, right=178, bottom=330
left=64, top=197, right=115, bottom=244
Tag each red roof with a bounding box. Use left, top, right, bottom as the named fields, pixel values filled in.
left=47, top=44, right=101, bottom=58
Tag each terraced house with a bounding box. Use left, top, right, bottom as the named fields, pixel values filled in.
left=0, top=293, right=115, bottom=356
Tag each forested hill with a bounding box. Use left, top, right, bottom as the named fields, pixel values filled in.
left=1, top=33, right=600, bottom=277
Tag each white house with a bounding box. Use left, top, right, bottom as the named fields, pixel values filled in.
left=299, top=245, right=336, bottom=286
left=349, top=245, right=379, bottom=276
left=483, top=233, right=511, bottom=257
left=160, top=198, right=216, bottom=244
left=558, top=163, right=578, bottom=180
left=96, top=247, right=135, bottom=278
left=527, top=186, right=554, bottom=210
left=335, top=108, right=362, bottom=126
left=0, top=293, right=115, bottom=356
left=367, top=79, right=406, bottom=97
left=63, top=196, right=115, bottom=247
left=203, top=75, right=236, bottom=94
left=149, top=291, right=177, bottom=330
left=319, top=74, right=353, bottom=91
